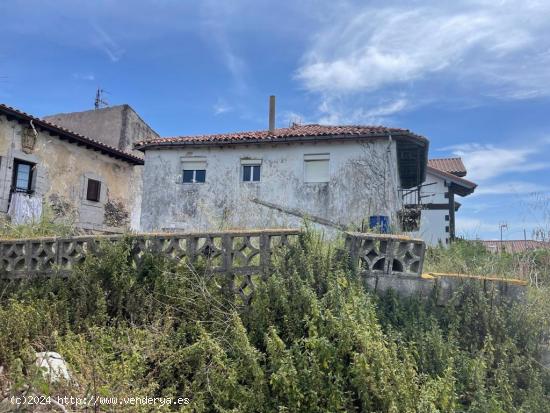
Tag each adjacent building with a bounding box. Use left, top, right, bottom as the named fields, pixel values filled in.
left=136, top=124, right=428, bottom=232
left=404, top=157, right=477, bottom=246
left=44, top=104, right=159, bottom=157
left=480, top=240, right=550, bottom=254
left=0, top=103, right=144, bottom=232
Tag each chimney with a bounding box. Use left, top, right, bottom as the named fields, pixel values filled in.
left=268, top=95, right=276, bottom=132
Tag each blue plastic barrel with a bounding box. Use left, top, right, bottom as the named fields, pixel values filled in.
left=369, top=216, right=390, bottom=233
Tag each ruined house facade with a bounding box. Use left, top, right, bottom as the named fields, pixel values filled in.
left=136, top=125, right=428, bottom=232
left=403, top=157, right=476, bottom=246
left=0, top=104, right=144, bottom=232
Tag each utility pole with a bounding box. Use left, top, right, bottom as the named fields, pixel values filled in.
left=499, top=222, right=508, bottom=254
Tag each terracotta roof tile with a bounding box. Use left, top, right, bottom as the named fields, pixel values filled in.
left=0, top=103, right=144, bottom=165
left=480, top=240, right=550, bottom=254
left=135, top=124, right=427, bottom=148
left=428, top=158, right=466, bottom=177
left=426, top=166, right=477, bottom=190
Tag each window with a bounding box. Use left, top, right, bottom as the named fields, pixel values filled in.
left=304, top=154, right=329, bottom=183
left=445, top=214, right=450, bottom=221
left=12, top=159, right=35, bottom=193
left=183, top=169, right=206, bottom=183
left=243, top=165, right=260, bottom=182
left=86, top=179, right=101, bottom=202
left=241, top=159, right=261, bottom=182
left=445, top=225, right=450, bottom=233
left=182, top=158, right=206, bottom=183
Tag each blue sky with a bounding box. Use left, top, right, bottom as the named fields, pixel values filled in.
left=1, top=0, right=549, bottom=240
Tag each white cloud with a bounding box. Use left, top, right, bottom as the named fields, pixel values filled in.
left=474, top=181, right=550, bottom=196
left=457, top=217, right=497, bottom=233
left=296, top=0, right=550, bottom=105
left=91, top=23, right=124, bottom=62
left=446, top=142, right=550, bottom=181
left=279, top=111, right=307, bottom=128
left=316, top=97, right=409, bottom=124
left=213, top=98, right=232, bottom=115
left=456, top=216, right=545, bottom=240
left=199, top=1, right=249, bottom=94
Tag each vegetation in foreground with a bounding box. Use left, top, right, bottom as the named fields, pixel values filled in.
left=0, top=231, right=548, bottom=412
left=425, top=238, right=550, bottom=286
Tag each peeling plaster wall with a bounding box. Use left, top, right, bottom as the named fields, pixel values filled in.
left=140, top=139, right=402, bottom=232
left=0, top=114, right=142, bottom=231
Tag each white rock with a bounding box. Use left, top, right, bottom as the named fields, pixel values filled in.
left=35, top=352, right=71, bottom=382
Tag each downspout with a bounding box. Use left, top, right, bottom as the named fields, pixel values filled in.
left=448, top=185, right=456, bottom=242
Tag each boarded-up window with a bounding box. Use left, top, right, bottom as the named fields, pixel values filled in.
left=86, top=179, right=101, bottom=202
left=304, top=154, right=329, bottom=183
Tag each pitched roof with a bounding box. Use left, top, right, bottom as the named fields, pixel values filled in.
left=426, top=166, right=477, bottom=196
left=135, top=123, right=429, bottom=189
left=479, top=240, right=550, bottom=254
left=0, top=103, right=144, bottom=165
left=135, top=124, right=427, bottom=149
left=428, top=158, right=466, bottom=177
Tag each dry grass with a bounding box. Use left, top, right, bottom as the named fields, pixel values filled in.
left=424, top=239, right=550, bottom=286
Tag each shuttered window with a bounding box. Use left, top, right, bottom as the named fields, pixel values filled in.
left=182, top=159, right=207, bottom=183
left=304, top=154, right=330, bottom=183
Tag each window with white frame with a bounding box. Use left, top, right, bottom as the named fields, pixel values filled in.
left=182, top=158, right=207, bottom=183
left=304, top=154, right=329, bottom=183
left=241, top=159, right=261, bottom=182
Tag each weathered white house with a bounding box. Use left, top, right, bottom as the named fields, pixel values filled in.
left=403, top=158, right=476, bottom=246
left=0, top=103, right=144, bottom=232
left=136, top=124, right=428, bottom=232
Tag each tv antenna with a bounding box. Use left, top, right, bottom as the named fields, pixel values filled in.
left=94, top=88, right=109, bottom=110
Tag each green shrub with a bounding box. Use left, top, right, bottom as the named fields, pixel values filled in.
left=0, top=230, right=548, bottom=412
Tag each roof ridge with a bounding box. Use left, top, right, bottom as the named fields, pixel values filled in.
left=136, top=123, right=419, bottom=149
left=0, top=103, right=143, bottom=165
left=161, top=123, right=405, bottom=139
left=426, top=165, right=477, bottom=188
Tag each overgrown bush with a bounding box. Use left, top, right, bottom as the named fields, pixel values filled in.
left=0, top=206, right=75, bottom=239
left=0, top=231, right=548, bottom=412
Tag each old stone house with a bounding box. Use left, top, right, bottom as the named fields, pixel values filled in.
left=136, top=124, right=428, bottom=232
left=403, top=157, right=477, bottom=246
left=0, top=103, right=144, bottom=231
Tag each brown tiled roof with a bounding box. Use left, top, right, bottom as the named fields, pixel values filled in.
left=135, top=124, right=427, bottom=149
left=480, top=240, right=550, bottom=254
left=426, top=166, right=477, bottom=195
left=428, top=158, right=466, bottom=177
left=0, top=103, right=144, bottom=165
